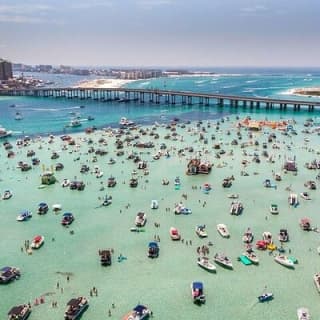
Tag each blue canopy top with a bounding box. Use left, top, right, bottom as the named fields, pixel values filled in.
left=148, top=242, right=158, bottom=248
left=133, top=305, right=147, bottom=315
left=192, top=282, right=203, bottom=290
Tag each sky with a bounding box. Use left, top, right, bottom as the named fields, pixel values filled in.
left=0, top=0, right=320, bottom=67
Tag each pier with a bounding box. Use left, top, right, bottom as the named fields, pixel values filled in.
left=1, top=87, right=320, bottom=111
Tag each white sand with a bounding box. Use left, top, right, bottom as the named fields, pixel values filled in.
left=74, top=78, right=136, bottom=89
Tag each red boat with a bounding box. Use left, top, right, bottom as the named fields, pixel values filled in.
left=256, top=240, right=267, bottom=250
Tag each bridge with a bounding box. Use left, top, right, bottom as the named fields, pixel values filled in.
left=1, top=87, right=320, bottom=111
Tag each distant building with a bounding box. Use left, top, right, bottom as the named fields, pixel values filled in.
left=0, top=59, right=13, bottom=80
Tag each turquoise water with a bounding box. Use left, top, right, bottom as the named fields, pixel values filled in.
left=0, top=71, right=320, bottom=319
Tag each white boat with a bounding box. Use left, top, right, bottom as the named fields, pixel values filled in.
left=270, top=204, right=279, bottom=214
left=169, top=227, right=181, bottom=240
left=300, top=192, right=311, bottom=200
left=262, top=231, right=273, bottom=244
left=214, top=253, right=233, bottom=269
left=196, top=225, right=208, bottom=238
left=135, top=212, right=147, bottom=227
left=230, top=201, right=243, bottom=215
left=2, top=189, right=13, bottom=200
left=52, top=204, right=62, bottom=212
left=274, top=254, right=294, bottom=268
left=297, top=307, right=311, bottom=320
left=0, top=127, right=12, bottom=139
left=197, top=256, right=216, bottom=272
left=15, top=112, right=23, bottom=120
left=227, top=193, right=239, bottom=199
left=151, top=199, right=159, bottom=209
left=16, top=210, right=32, bottom=221
left=242, top=228, right=254, bottom=243
left=313, top=273, right=320, bottom=292
left=278, top=229, right=289, bottom=242
left=96, top=171, right=103, bottom=178
left=243, top=248, right=259, bottom=264
left=217, top=223, right=230, bottom=238
left=69, top=119, right=82, bottom=127
left=288, top=193, right=299, bottom=206
left=30, top=235, right=45, bottom=249
left=119, top=117, right=135, bottom=128
left=61, top=179, right=70, bottom=187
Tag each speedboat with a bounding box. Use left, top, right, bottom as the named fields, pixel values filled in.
left=262, top=231, right=273, bottom=244
left=300, top=192, right=311, bottom=200
left=69, top=119, right=82, bottom=128
left=227, top=193, right=239, bottom=199
left=102, top=195, right=112, bottom=206
left=107, top=176, right=117, bottom=187
left=15, top=112, right=23, bottom=120
left=16, top=210, right=32, bottom=222
left=202, top=183, right=211, bottom=193
left=37, top=202, right=49, bottom=215
left=242, top=228, right=254, bottom=243
left=196, top=225, right=208, bottom=238
left=0, top=127, right=12, bottom=139
left=119, top=117, right=135, bottom=129
left=61, top=212, right=74, bottom=226
left=300, top=217, right=311, bottom=231
left=7, top=304, right=31, bottom=320
left=217, top=224, right=230, bottom=238
left=30, top=235, right=44, bottom=249
left=258, top=292, right=273, bottom=302
left=122, top=304, right=152, bottom=320
left=61, top=179, right=71, bottom=188
left=313, top=273, right=320, bottom=292
left=297, top=307, right=311, bottom=320
left=274, top=254, right=294, bottom=268
left=230, top=201, right=243, bottom=215
left=270, top=204, right=279, bottom=214
left=191, top=281, right=206, bottom=304
left=278, top=229, right=289, bottom=242
left=148, top=242, right=159, bottom=258
left=52, top=204, right=62, bottom=212
left=169, top=227, right=181, bottom=240
left=197, top=256, right=216, bottom=272
left=135, top=212, right=147, bottom=227
left=2, top=190, right=13, bottom=200
left=0, top=266, right=20, bottom=284
left=150, top=199, right=158, bottom=209
left=288, top=193, right=299, bottom=206
left=99, top=249, right=112, bottom=266
left=213, top=253, right=233, bottom=269
left=64, top=296, right=89, bottom=320
left=243, top=248, right=259, bottom=264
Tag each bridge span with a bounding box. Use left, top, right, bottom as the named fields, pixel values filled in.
left=1, top=87, right=319, bottom=111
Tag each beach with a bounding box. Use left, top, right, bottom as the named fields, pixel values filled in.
left=1, top=112, right=320, bottom=319
left=292, top=87, right=320, bottom=97
left=74, top=78, right=136, bottom=89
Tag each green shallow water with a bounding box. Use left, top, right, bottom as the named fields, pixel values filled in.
left=1, top=114, right=320, bottom=320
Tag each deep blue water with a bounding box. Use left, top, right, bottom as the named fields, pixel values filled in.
left=0, top=69, right=320, bottom=137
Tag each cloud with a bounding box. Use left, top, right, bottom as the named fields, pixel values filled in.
left=0, top=14, right=63, bottom=24
left=241, top=5, right=268, bottom=14
left=137, top=0, right=173, bottom=9
left=69, top=0, right=113, bottom=9
left=0, top=4, right=53, bottom=15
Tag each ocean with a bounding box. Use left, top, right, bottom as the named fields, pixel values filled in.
left=1, top=69, right=320, bottom=320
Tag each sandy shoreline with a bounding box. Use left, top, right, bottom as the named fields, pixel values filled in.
left=74, top=78, right=136, bottom=89
left=291, top=87, right=320, bottom=97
